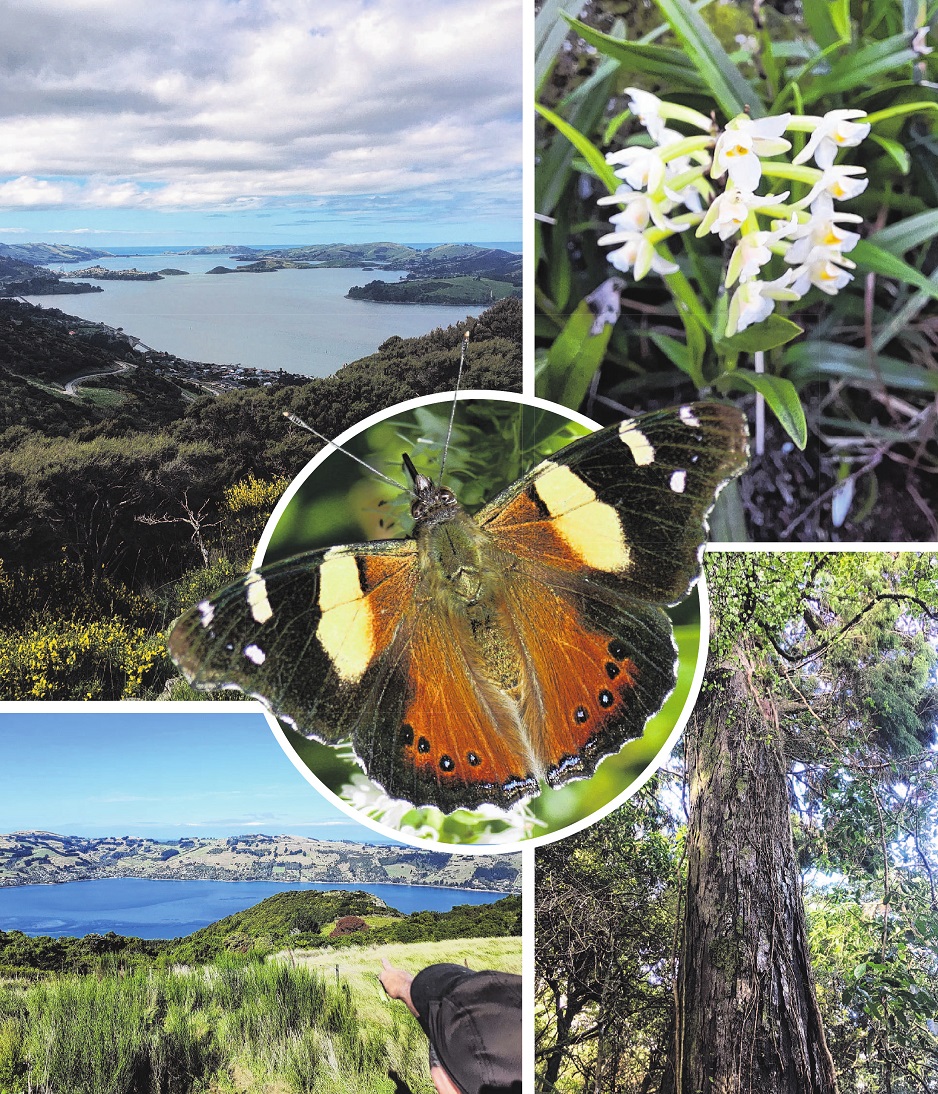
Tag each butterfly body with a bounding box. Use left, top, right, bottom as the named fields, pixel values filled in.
left=168, top=401, right=748, bottom=814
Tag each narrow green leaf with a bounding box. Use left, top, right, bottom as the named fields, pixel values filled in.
left=719, top=315, right=803, bottom=354
left=868, top=209, right=938, bottom=253
left=722, top=371, right=808, bottom=448
left=539, top=300, right=613, bottom=409
left=652, top=0, right=763, bottom=117
left=564, top=18, right=708, bottom=90
left=785, top=341, right=938, bottom=393
left=535, top=103, right=620, bottom=194
left=804, top=35, right=918, bottom=100
left=869, top=134, right=911, bottom=174
left=852, top=239, right=938, bottom=303
left=649, top=331, right=706, bottom=388
left=802, top=0, right=850, bottom=49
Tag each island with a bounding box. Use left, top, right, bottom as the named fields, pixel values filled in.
left=63, top=266, right=162, bottom=281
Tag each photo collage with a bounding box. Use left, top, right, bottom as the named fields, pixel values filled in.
left=0, top=1, right=936, bottom=1092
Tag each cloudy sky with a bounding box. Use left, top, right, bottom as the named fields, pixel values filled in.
left=0, top=709, right=399, bottom=842
left=0, top=0, right=521, bottom=246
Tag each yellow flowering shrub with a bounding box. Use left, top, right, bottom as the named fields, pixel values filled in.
left=0, top=619, right=168, bottom=700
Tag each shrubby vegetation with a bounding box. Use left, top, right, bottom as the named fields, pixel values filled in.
left=0, top=297, right=521, bottom=699
left=0, top=893, right=521, bottom=975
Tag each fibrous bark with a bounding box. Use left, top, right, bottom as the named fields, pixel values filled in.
left=664, top=658, right=838, bottom=1094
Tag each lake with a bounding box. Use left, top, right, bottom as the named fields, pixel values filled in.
left=0, top=878, right=507, bottom=939
left=23, top=250, right=499, bottom=376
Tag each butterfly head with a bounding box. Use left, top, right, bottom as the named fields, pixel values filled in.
left=402, top=452, right=461, bottom=528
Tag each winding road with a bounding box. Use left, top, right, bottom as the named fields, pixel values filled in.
left=63, top=361, right=133, bottom=396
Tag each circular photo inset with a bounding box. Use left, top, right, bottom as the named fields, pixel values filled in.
left=170, top=392, right=738, bottom=849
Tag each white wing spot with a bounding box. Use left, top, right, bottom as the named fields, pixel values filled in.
left=618, top=422, right=655, bottom=465
left=245, top=572, right=273, bottom=624
left=243, top=644, right=266, bottom=665
left=679, top=406, right=701, bottom=427
left=670, top=470, right=687, bottom=493
left=197, top=600, right=215, bottom=627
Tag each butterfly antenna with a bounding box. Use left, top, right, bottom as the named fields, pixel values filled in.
left=283, top=411, right=410, bottom=494
left=437, top=329, right=470, bottom=485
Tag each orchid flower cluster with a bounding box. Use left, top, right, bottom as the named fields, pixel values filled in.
left=598, top=89, right=871, bottom=338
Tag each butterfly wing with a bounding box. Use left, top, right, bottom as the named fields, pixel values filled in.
left=168, top=539, right=542, bottom=811
left=478, top=401, right=748, bottom=604
left=472, top=401, right=748, bottom=784
left=168, top=542, right=421, bottom=743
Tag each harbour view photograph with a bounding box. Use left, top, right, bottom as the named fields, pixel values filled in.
left=0, top=0, right=523, bottom=705
left=0, top=710, right=521, bottom=1092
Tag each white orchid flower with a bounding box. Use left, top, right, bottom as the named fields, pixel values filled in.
left=598, top=189, right=689, bottom=234
left=726, top=269, right=801, bottom=336
left=726, top=217, right=798, bottom=286
left=696, top=184, right=791, bottom=241
left=625, top=88, right=668, bottom=142
left=785, top=193, right=862, bottom=264
left=801, top=164, right=869, bottom=205
left=712, top=113, right=792, bottom=192
left=793, top=110, right=871, bottom=170
left=606, top=144, right=668, bottom=193
left=597, top=228, right=680, bottom=279
left=790, top=251, right=856, bottom=296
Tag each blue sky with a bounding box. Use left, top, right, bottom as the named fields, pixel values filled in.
left=0, top=0, right=521, bottom=247
left=0, top=710, right=398, bottom=843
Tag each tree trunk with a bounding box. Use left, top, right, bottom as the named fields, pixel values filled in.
left=663, top=656, right=839, bottom=1094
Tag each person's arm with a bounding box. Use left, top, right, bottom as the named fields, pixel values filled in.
left=430, top=1064, right=464, bottom=1094
left=377, top=958, right=420, bottom=1018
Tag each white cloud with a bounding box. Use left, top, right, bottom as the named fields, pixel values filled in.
left=0, top=0, right=521, bottom=213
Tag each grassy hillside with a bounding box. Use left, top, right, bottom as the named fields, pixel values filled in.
left=0, top=888, right=521, bottom=1094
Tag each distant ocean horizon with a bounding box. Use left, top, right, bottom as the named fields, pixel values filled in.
left=23, top=242, right=521, bottom=375
left=0, top=877, right=510, bottom=939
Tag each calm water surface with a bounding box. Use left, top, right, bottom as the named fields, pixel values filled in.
left=24, top=251, right=490, bottom=376
left=0, top=878, right=506, bottom=939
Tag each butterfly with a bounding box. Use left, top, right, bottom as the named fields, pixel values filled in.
left=168, top=401, right=748, bottom=814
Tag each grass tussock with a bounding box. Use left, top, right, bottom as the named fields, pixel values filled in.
left=0, top=954, right=435, bottom=1094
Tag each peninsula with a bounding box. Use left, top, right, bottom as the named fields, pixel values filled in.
left=0, top=831, right=521, bottom=892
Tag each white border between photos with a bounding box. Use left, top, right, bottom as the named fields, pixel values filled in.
left=245, top=387, right=711, bottom=856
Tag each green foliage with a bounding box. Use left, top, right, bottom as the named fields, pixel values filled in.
left=0, top=297, right=521, bottom=699
left=535, top=787, right=679, bottom=1094
left=536, top=0, right=938, bottom=537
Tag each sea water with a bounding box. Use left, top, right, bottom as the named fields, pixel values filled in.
left=0, top=877, right=507, bottom=939
left=23, top=250, right=502, bottom=376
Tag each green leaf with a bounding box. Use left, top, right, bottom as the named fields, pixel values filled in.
left=721, top=371, right=808, bottom=449
left=852, top=239, right=938, bottom=303
left=534, top=103, right=619, bottom=194
left=564, top=18, right=708, bottom=91
left=537, top=300, right=613, bottom=409
left=718, top=315, right=803, bottom=354
left=854, top=963, right=869, bottom=980
left=648, top=331, right=705, bottom=388
left=803, top=35, right=918, bottom=101
left=870, top=133, right=911, bottom=174
left=785, top=341, right=938, bottom=393
left=802, top=0, right=851, bottom=49
left=868, top=209, right=938, bottom=253
left=652, top=0, right=763, bottom=118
